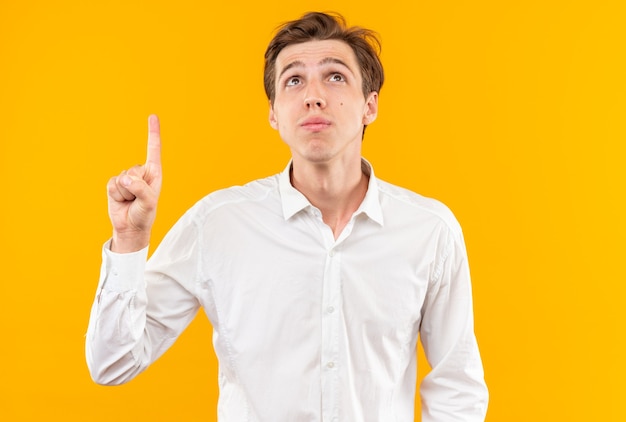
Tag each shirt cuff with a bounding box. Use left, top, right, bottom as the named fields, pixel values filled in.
left=99, top=239, right=149, bottom=292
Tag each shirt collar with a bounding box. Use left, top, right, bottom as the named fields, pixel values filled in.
left=279, top=160, right=311, bottom=220
left=278, top=158, right=384, bottom=226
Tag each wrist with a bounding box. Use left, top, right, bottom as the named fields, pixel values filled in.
left=111, top=231, right=150, bottom=253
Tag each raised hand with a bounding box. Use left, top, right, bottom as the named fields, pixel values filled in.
left=107, top=115, right=163, bottom=252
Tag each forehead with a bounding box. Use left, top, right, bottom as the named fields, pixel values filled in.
left=275, top=39, right=359, bottom=73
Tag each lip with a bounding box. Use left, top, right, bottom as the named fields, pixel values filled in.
left=300, top=117, right=331, bottom=131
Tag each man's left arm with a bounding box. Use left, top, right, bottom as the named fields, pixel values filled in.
left=419, top=229, right=489, bottom=421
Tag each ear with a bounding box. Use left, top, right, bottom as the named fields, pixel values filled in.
left=362, top=91, right=379, bottom=125
left=269, top=101, right=278, bottom=130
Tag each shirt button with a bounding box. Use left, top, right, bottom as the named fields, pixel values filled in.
left=328, top=249, right=335, bottom=257
left=327, top=306, right=335, bottom=314
left=327, top=362, right=335, bottom=369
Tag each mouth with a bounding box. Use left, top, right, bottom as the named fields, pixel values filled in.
left=300, top=117, right=331, bottom=132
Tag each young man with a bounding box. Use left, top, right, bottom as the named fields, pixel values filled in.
left=87, top=12, right=488, bottom=421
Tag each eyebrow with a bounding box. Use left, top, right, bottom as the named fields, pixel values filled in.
left=278, top=57, right=354, bottom=80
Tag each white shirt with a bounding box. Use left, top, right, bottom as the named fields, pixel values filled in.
left=86, top=160, right=488, bottom=421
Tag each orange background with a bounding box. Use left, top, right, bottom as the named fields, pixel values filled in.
left=1, top=1, right=624, bottom=420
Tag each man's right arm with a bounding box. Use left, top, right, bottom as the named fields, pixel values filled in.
left=85, top=115, right=169, bottom=384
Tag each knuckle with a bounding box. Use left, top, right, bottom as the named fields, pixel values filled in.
left=107, top=177, right=118, bottom=192
left=128, top=164, right=144, bottom=176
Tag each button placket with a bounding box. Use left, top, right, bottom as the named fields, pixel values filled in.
left=320, top=240, right=341, bottom=421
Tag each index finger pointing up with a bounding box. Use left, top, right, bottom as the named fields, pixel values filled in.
left=146, top=114, right=162, bottom=167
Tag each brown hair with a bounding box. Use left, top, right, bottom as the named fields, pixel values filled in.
left=264, top=12, right=384, bottom=104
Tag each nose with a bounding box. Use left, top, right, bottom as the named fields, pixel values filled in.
left=304, top=96, right=326, bottom=108
left=304, top=82, right=326, bottom=109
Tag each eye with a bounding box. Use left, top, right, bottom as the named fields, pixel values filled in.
left=329, top=73, right=345, bottom=82
left=286, top=76, right=301, bottom=86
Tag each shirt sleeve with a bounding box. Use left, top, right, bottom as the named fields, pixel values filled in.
left=85, top=212, right=202, bottom=385
left=419, top=228, right=489, bottom=421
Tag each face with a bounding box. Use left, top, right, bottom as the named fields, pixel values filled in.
left=269, top=39, right=378, bottom=166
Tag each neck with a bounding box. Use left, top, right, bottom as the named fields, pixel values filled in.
left=291, top=157, right=369, bottom=239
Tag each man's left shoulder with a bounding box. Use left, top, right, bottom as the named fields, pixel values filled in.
left=376, top=179, right=462, bottom=233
